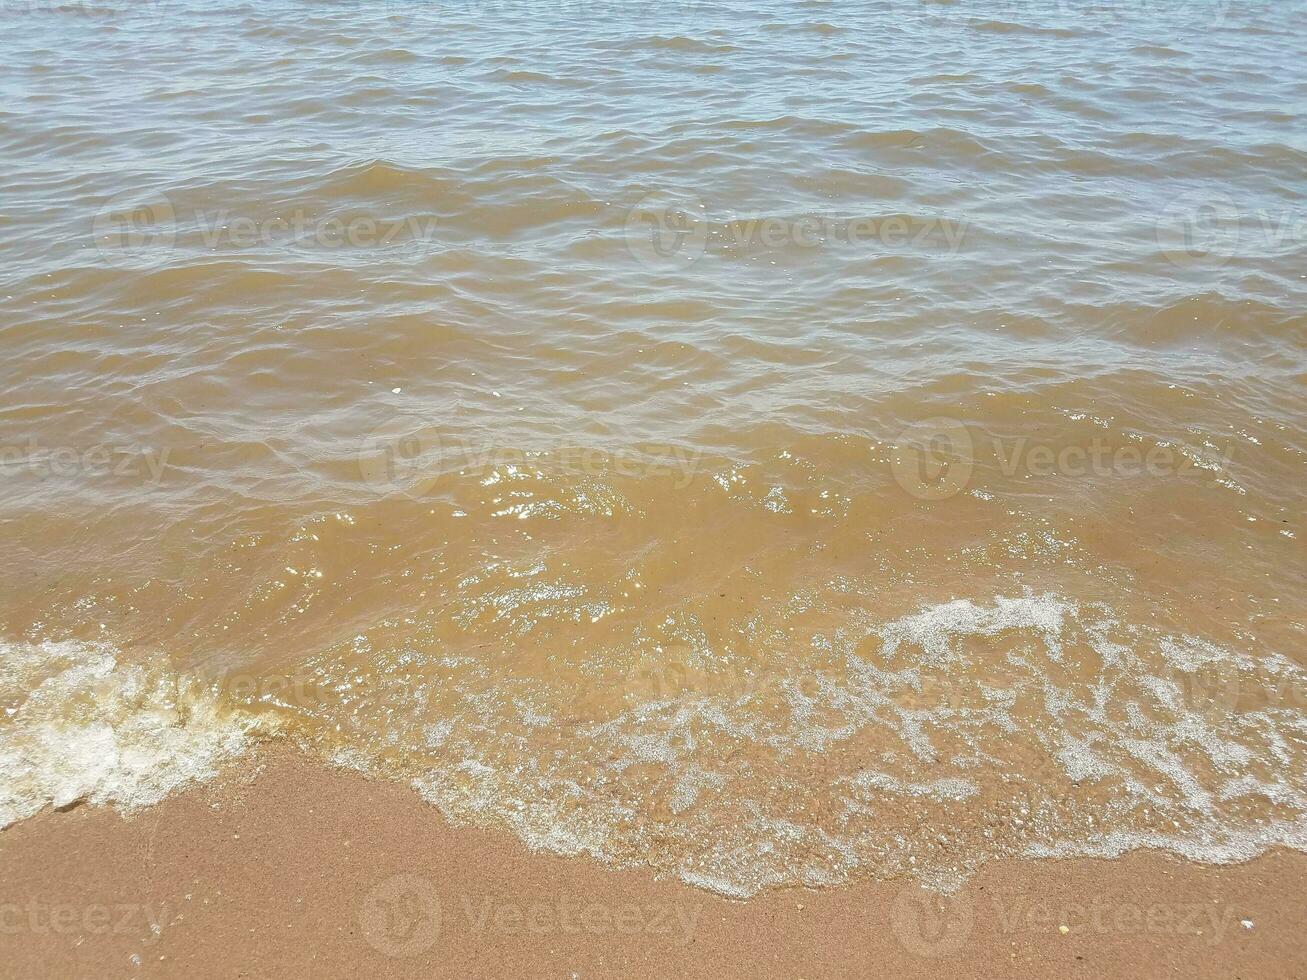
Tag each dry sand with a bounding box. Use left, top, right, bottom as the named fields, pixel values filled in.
left=1, top=745, right=1302, bottom=979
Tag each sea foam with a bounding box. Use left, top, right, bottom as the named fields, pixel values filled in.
left=0, top=640, right=261, bottom=828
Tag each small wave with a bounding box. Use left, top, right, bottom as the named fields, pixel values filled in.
left=0, top=641, right=268, bottom=828
left=345, top=47, right=419, bottom=65
left=486, top=69, right=581, bottom=86
left=310, top=158, right=464, bottom=204
left=4, top=582, right=1305, bottom=899
left=1130, top=44, right=1188, bottom=59
left=843, top=126, right=995, bottom=163
left=215, top=592, right=1307, bottom=896
left=645, top=35, right=738, bottom=54
left=970, top=19, right=1080, bottom=39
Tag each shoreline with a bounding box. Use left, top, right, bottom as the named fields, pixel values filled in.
left=1, top=744, right=1303, bottom=978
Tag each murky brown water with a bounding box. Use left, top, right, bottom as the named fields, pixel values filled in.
left=2, top=0, right=1305, bottom=896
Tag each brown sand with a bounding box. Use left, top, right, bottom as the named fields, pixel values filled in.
left=1, top=746, right=1302, bottom=979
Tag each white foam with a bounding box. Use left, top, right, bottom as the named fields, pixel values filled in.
left=0, top=640, right=262, bottom=828
left=877, top=593, right=1074, bottom=665
left=845, top=769, right=979, bottom=802
left=1024, top=815, right=1307, bottom=867
left=399, top=593, right=1303, bottom=896
left=10, top=588, right=1301, bottom=902
left=1055, top=734, right=1117, bottom=783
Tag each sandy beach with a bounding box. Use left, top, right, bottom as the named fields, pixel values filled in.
left=3, top=746, right=1303, bottom=979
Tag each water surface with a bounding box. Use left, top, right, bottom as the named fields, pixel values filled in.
left=1, top=0, right=1305, bottom=896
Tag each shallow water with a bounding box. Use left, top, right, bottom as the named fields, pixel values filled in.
left=1, top=0, right=1305, bottom=896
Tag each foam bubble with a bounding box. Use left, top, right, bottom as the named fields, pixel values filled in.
left=6, top=587, right=1305, bottom=901
left=0, top=640, right=263, bottom=828
left=877, top=593, right=1074, bottom=665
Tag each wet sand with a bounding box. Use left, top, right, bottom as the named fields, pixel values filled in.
left=2, top=745, right=1302, bottom=979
